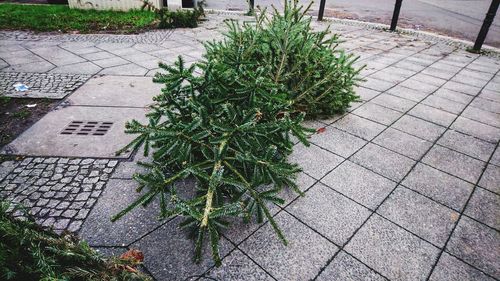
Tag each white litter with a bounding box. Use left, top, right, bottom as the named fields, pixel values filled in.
left=13, top=83, right=29, bottom=92
left=26, top=104, right=37, bottom=108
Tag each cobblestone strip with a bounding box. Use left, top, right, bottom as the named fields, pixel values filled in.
left=0, top=157, right=118, bottom=233
left=0, top=72, right=90, bottom=99
left=0, top=30, right=174, bottom=44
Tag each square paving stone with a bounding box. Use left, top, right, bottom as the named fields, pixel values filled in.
left=362, top=77, right=395, bottom=92
left=1, top=106, right=148, bottom=158
left=355, top=86, right=381, bottom=101
left=373, top=128, right=432, bottom=160
left=442, top=81, right=482, bottom=96
left=205, top=249, right=274, bottom=281
left=446, top=216, right=500, bottom=279
left=464, top=188, right=500, bottom=230
left=462, top=105, right=500, bottom=128
left=386, top=85, right=430, bottom=102
left=470, top=98, right=500, bottom=114
left=422, top=145, right=485, bottom=183
left=371, top=93, right=416, bottom=112
left=422, top=95, right=466, bottom=115
left=345, top=214, right=440, bottom=281
left=288, top=182, right=371, bottom=245
left=316, top=251, right=386, bottom=281
left=288, top=143, right=344, bottom=180
left=310, top=127, right=367, bottom=158
left=240, top=211, right=338, bottom=281
left=402, top=163, right=474, bottom=211
left=433, top=88, right=473, bottom=105
left=132, top=217, right=234, bottom=281
left=437, top=130, right=495, bottom=162
left=351, top=143, right=416, bottom=182
left=399, top=78, right=440, bottom=94
left=67, top=75, right=161, bottom=107
left=321, top=161, right=396, bottom=210
left=79, top=179, right=164, bottom=246
left=377, top=186, right=459, bottom=247
left=99, top=63, right=148, bottom=76
left=478, top=164, right=500, bottom=194
left=353, top=103, right=402, bottom=126
left=409, top=104, right=457, bottom=127
left=92, top=57, right=129, bottom=68
left=451, top=117, right=500, bottom=143
left=332, top=114, right=386, bottom=141
left=49, top=62, right=102, bottom=75
left=392, top=115, right=446, bottom=142
left=429, top=252, right=496, bottom=281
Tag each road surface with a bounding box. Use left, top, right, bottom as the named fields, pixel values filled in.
left=205, top=0, right=500, bottom=48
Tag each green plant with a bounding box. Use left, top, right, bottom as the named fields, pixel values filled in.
left=12, top=109, right=31, bottom=119
left=114, top=0, right=361, bottom=266
left=207, top=1, right=363, bottom=118
left=0, top=96, right=11, bottom=106
left=142, top=0, right=205, bottom=29
left=0, top=201, right=151, bottom=280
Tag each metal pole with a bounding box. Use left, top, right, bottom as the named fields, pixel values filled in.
left=318, top=0, right=326, bottom=21
left=390, top=0, right=403, bottom=31
left=473, top=0, right=500, bottom=52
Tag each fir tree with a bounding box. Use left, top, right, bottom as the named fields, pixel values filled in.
left=114, top=0, right=362, bottom=265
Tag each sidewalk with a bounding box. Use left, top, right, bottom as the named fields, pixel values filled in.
left=0, top=12, right=499, bottom=281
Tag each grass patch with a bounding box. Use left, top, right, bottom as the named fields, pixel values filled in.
left=0, top=3, right=156, bottom=33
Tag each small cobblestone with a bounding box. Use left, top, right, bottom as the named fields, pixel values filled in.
left=0, top=72, right=90, bottom=99
left=0, top=157, right=117, bottom=233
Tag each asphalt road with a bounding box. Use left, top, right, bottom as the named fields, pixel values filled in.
left=205, top=0, right=500, bottom=47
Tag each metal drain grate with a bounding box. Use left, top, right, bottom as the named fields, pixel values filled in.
left=61, top=121, right=113, bottom=136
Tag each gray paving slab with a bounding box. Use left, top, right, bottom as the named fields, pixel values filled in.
left=99, top=63, right=148, bottom=76
left=240, top=211, right=338, bottom=281
left=288, top=182, right=371, bottom=245
left=316, top=251, right=386, bottom=281
left=464, top=188, right=500, bottom=230
left=377, top=186, right=459, bottom=247
left=288, top=143, right=344, bottom=180
left=373, top=127, right=433, bottom=160
left=67, top=75, right=160, bottom=107
left=332, top=114, right=386, bottom=141
left=422, top=145, right=486, bottom=183
left=429, top=252, right=496, bottom=281
left=49, top=62, right=102, bottom=75
left=1, top=106, right=148, bottom=158
left=351, top=143, right=416, bottom=182
left=79, top=179, right=163, bottom=246
left=131, top=217, right=234, bottom=281
left=402, top=163, right=474, bottom=212
left=432, top=88, right=473, bottom=105
left=462, top=105, right=500, bottom=129
left=437, top=130, right=496, bottom=162
left=310, top=127, right=367, bottom=158
left=451, top=117, right=500, bottom=143
left=446, top=216, right=500, bottom=279
left=321, top=160, right=396, bottom=210
left=409, top=104, right=457, bottom=127
left=353, top=102, right=402, bottom=126
left=204, top=249, right=275, bottom=281
left=386, top=85, right=430, bottom=102
left=392, top=115, right=446, bottom=142
left=371, top=93, right=416, bottom=112
left=478, top=164, right=500, bottom=194
left=346, top=214, right=440, bottom=281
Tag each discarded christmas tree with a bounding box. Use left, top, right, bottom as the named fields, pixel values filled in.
left=114, top=0, right=362, bottom=265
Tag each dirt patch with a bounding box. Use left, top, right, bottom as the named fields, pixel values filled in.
left=0, top=96, right=58, bottom=162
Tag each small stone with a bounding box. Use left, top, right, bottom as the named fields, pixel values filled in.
left=53, top=218, right=70, bottom=229
left=81, top=159, right=94, bottom=165
left=89, top=170, right=99, bottom=177
left=103, top=168, right=113, bottom=174
left=62, top=209, right=78, bottom=218
left=60, top=177, right=73, bottom=183
left=68, top=165, right=79, bottom=172
left=44, top=158, right=58, bottom=164
left=75, top=192, right=91, bottom=201
left=83, top=177, right=99, bottom=184
left=67, top=220, right=83, bottom=232
left=68, top=159, right=81, bottom=165
left=56, top=201, right=71, bottom=209
left=58, top=158, right=69, bottom=164
left=42, top=217, right=56, bottom=227
left=108, top=160, right=118, bottom=168
left=51, top=174, right=63, bottom=181
left=76, top=209, right=90, bottom=219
